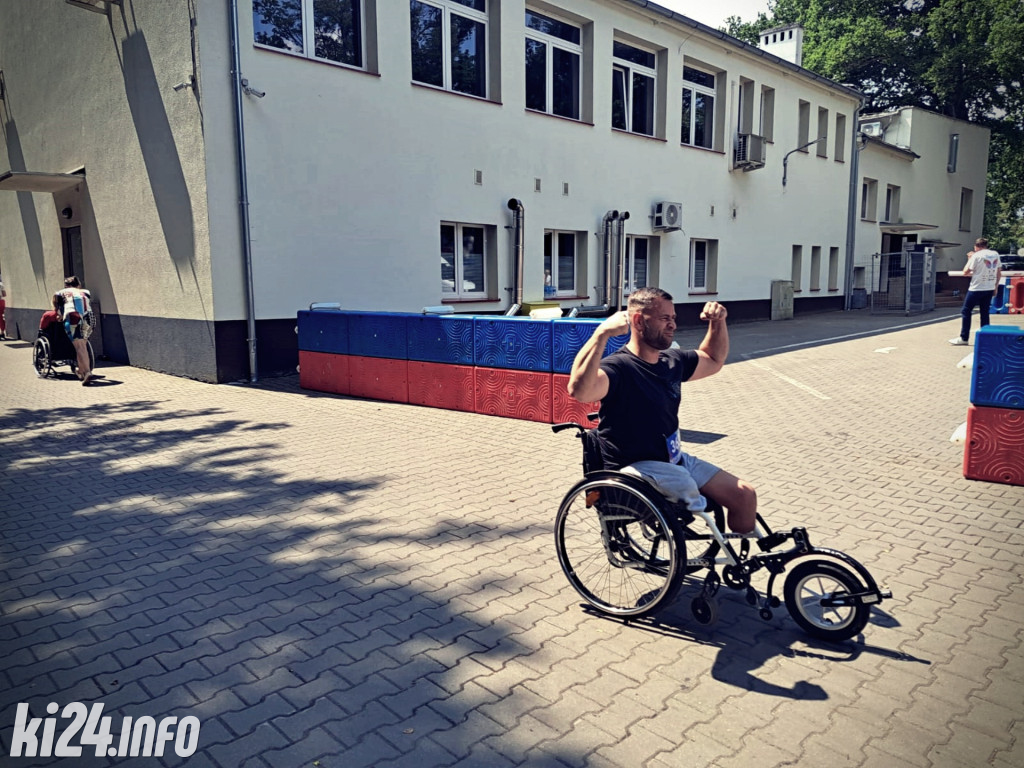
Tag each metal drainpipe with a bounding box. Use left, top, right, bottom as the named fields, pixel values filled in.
left=230, top=0, right=258, bottom=381
left=506, top=199, right=524, bottom=315
left=616, top=212, right=630, bottom=310
left=843, top=99, right=865, bottom=310
left=602, top=210, right=619, bottom=307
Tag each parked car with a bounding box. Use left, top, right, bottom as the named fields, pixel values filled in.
left=1001, top=254, right=1024, bottom=272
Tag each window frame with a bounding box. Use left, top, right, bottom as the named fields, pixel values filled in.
left=410, top=0, right=489, bottom=98
left=253, top=0, right=367, bottom=70
left=623, top=235, right=651, bottom=295
left=543, top=229, right=580, bottom=297
left=525, top=9, right=582, bottom=120
left=440, top=221, right=488, bottom=300
left=612, top=40, right=657, bottom=137
left=681, top=64, right=716, bottom=149
left=689, top=239, right=708, bottom=292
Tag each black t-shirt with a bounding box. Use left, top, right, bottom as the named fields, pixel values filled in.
left=596, top=347, right=699, bottom=470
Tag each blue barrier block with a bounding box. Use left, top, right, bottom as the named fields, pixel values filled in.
left=991, top=282, right=1009, bottom=315
left=474, top=317, right=553, bottom=372
left=971, top=325, right=1024, bottom=410
left=551, top=319, right=629, bottom=374
left=346, top=312, right=409, bottom=359
left=407, top=314, right=475, bottom=365
left=297, top=309, right=349, bottom=354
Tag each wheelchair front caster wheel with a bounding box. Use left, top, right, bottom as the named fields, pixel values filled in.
left=692, top=596, right=719, bottom=625
left=759, top=607, right=773, bottom=621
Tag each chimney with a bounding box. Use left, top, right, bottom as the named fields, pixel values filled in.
left=759, top=24, right=803, bottom=67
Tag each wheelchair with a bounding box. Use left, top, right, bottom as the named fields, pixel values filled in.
left=33, top=322, right=95, bottom=380
left=553, top=420, right=892, bottom=641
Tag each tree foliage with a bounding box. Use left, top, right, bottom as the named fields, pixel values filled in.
left=724, top=0, right=1024, bottom=250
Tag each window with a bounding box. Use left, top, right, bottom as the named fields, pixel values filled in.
left=254, top=0, right=366, bottom=68
left=689, top=239, right=717, bottom=292
left=810, top=246, right=821, bottom=290
left=760, top=86, right=775, bottom=142
left=791, top=245, right=803, bottom=292
left=816, top=107, right=828, bottom=157
left=835, top=113, right=847, bottom=162
left=544, top=230, right=579, bottom=296
left=612, top=40, right=656, bottom=136
left=411, top=0, right=488, bottom=98
left=828, top=247, right=840, bottom=291
left=441, top=223, right=486, bottom=298
left=737, top=77, right=755, bottom=135
left=948, top=134, right=960, bottom=173
left=798, top=100, right=810, bottom=148
left=959, top=188, right=973, bottom=231
left=624, top=236, right=650, bottom=294
left=525, top=10, right=581, bottom=120
left=681, top=65, right=715, bottom=148
left=885, top=185, right=901, bottom=222
left=860, top=178, right=878, bottom=221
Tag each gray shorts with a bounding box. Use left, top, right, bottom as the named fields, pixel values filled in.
left=620, top=452, right=721, bottom=512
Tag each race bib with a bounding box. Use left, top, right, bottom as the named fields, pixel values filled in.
left=665, top=431, right=683, bottom=464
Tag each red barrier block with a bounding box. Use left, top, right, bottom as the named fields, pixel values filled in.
left=551, top=374, right=600, bottom=425
left=1008, top=277, right=1024, bottom=314
left=963, top=404, right=1024, bottom=486
left=475, top=367, right=552, bottom=423
left=298, top=351, right=350, bottom=395
left=348, top=355, right=408, bottom=403
left=408, top=361, right=475, bottom=412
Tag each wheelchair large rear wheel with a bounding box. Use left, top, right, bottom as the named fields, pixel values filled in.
left=783, top=559, right=871, bottom=641
left=555, top=473, right=686, bottom=618
left=33, top=337, right=52, bottom=378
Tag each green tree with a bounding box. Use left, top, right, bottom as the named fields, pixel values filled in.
left=724, top=0, right=1024, bottom=249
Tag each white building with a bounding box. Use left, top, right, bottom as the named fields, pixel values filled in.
left=854, top=107, right=990, bottom=286
left=0, top=2, right=911, bottom=381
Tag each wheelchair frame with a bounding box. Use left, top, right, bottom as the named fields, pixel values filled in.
left=553, top=421, right=892, bottom=641
left=33, top=326, right=95, bottom=380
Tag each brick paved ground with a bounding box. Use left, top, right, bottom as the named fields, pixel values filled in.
left=1, top=309, right=1021, bottom=767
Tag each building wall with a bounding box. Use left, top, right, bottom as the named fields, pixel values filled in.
left=0, top=0, right=220, bottom=378
left=0, top=0, right=874, bottom=382
left=856, top=107, right=989, bottom=280
left=233, top=0, right=859, bottom=318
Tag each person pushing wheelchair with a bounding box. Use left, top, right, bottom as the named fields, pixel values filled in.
left=567, top=286, right=757, bottom=533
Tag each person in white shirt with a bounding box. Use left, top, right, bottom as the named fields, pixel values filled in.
left=949, top=237, right=1001, bottom=346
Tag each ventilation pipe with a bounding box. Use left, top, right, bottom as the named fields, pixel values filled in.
left=506, top=198, right=524, bottom=315
left=615, top=211, right=630, bottom=310
left=602, top=210, right=619, bottom=307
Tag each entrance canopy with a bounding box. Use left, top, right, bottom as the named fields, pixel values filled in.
left=0, top=170, right=82, bottom=193
left=879, top=222, right=938, bottom=234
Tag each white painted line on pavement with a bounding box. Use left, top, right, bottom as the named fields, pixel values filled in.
left=744, top=358, right=831, bottom=400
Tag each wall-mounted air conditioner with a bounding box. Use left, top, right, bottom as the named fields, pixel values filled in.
left=652, top=201, right=682, bottom=231
left=861, top=121, right=883, bottom=137
left=734, top=133, right=766, bottom=170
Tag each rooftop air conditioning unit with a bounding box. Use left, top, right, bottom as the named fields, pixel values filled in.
left=652, top=201, right=683, bottom=231
left=861, top=121, right=883, bottom=137
left=734, top=133, right=766, bottom=170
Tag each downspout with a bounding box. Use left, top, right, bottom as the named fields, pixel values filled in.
left=230, top=0, right=258, bottom=381
left=615, top=211, right=630, bottom=310
left=506, top=198, right=524, bottom=315
left=843, top=98, right=865, bottom=310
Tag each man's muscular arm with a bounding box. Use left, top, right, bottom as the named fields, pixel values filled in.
left=690, top=302, right=729, bottom=381
left=567, top=311, right=629, bottom=402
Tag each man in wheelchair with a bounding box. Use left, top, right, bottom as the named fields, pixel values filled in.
left=567, top=287, right=757, bottom=534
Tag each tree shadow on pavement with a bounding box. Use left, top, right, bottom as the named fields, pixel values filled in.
left=0, top=400, right=597, bottom=768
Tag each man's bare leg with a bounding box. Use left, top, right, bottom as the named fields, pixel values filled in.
left=700, top=470, right=757, bottom=533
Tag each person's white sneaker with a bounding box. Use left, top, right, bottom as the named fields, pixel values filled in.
left=948, top=337, right=968, bottom=346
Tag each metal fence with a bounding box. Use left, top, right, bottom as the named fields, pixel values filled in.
left=870, top=249, right=936, bottom=315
